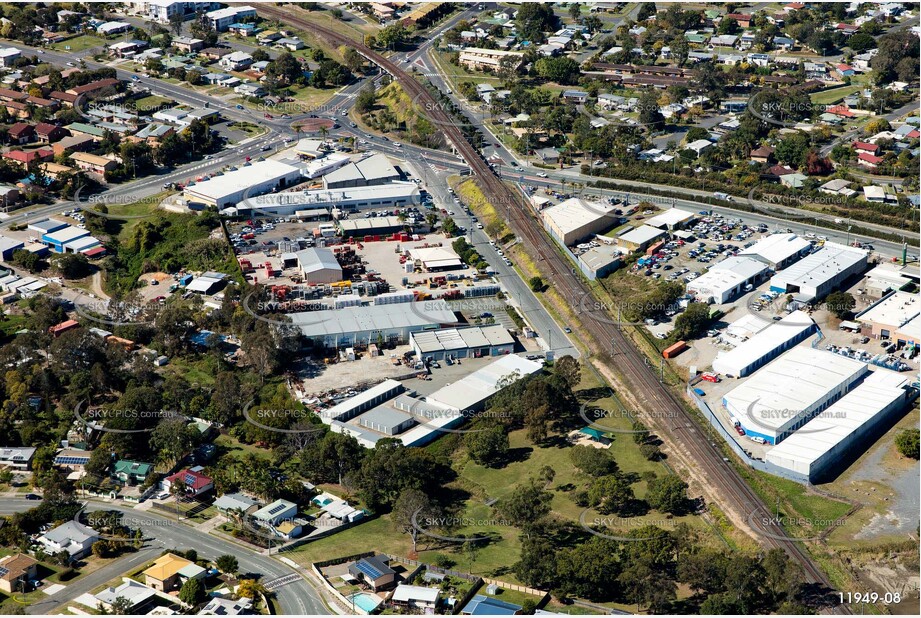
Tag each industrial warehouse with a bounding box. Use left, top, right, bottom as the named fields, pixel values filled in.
left=738, top=232, right=812, bottom=270
left=541, top=197, right=618, bottom=246
left=769, top=242, right=867, bottom=301
left=723, top=347, right=870, bottom=445
left=765, top=369, right=914, bottom=482
left=712, top=311, right=818, bottom=377
left=233, top=182, right=421, bottom=216
left=687, top=256, right=769, bottom=304
left=410, top=324, right=515, bottom=360
left=321, top=355, right=543, bottom=448
left=184, top=160, right=303, bottom=208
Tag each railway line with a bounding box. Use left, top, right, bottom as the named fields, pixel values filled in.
left=261, top=5, right=846, bottom=609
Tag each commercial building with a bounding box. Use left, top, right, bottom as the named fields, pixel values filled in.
left=577, top=246, right=622, bottom=280
left=295, top=247, right=342, bottom=284
left=27, top=218, right=67, bottom=235
left=234, top=182, right=420, bottom=217
left=186, top=272, right=227, bottom=295
left=855, top=291, right=921, bottom=346
left=291, top=301, right=458, bottom=349
left=617, top=224, right=666, bottom=251
left=205, top=4, right=256, bottom=30
left=406, top=245, right=463, bottom=271
left=185, top=160, right=302, bottom=208
left=644, top=208, right=696, bottom=230
left=861, top=263, right=919, bottom=298
left=687, top=256, right=769, bottom=304
left=723, top=347, right=869, bottom=444
left=769, top=242, right=867, bottom=302
left=322, top=154, right=400, bottom=189
left=329, top=355, right=543, bottom=448
left=766, top=370, right=913, bottom=482
left=0, top=47, right=21, bottom=68
left=542, top=197, right=619, bottom=246
left=0, top=235, right=24, bottom=261
left=738, top=233, right=811, bottom=270
left=410, top=325, right=515, bottom=360
left=712, top=310, right=817, bottom=377
left=458, top=48, right=524, bottom=71
left=338, top=216, right=404, bottom=238
left=41, top=225, right=89, bottom=253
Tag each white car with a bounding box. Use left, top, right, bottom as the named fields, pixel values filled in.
left=476, top=223, right=484, bottom=229
left=156, top=492, right=170, bottom=500
left=536, top=172, right=548, bottom=178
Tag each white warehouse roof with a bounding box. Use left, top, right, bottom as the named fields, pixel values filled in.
left=426, top=354, right=543, bottom=412
left=725, top=347, right=868, bottom=436
left=713, top=310, right=815, bottom=376
left=770, top=242, right=866, bottom=293
left=188, top=160, right=301, bottom=203
left=543, top=197, right=617, bottom=236
left=291, top=301, right=458, bottom=339
left=645, top=208, right=695, bottom=229
left=240, top=182, right=419, bottom=211
left=856, top=291, right=920, bottom=331
left=296, top=247, right=341, bottom=274
left=739, top=233, right=811, bottom=267
left=765, top=370, right=910, bottom=476
left=618, top=224, right=665, bottom=246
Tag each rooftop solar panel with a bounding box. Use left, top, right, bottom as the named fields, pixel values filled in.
left=356, top=560, right=383, bottom=580
left=0, top=566, right=9, bottom=577
left=268, top=503, right=287, bottom=515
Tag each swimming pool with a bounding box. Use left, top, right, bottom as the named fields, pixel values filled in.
left=348, top=593, right=380, bottom=613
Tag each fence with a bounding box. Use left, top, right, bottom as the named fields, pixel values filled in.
left=686, top=383, right=810, bottom=484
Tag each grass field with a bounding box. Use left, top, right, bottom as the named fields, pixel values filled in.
left=50, top=34, right=106, bottom=52
left=133, top=95, right=174, bottom=113
left=811, top=86, right=863, bottom=106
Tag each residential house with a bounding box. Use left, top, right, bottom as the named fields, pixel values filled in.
left=0, top=446, right=35, bottom=470
left=162, top=468, right=213, bottom=497
left=35, top=123, right=66, bottom=143
left=461, top=595, right=522, bottom=616
left=0, top=554, right=38, bottom=594
left=7, top=122, right=35, bottom=145
left=53, top=134, right=97, bottom=156
left=852, top=141, right=880, bottom=155
left=535, top=147, right=560, bottom=163
left=686, top=139, right=714, bottom=157
left=37, top=521, right=99, bottom=560
left=95, top=580, right=158, bottom=614
left=198, top=597, right=255, bottom=615
left=275, top=37, right=305, bottom=51
left=750, top=145, right=775, bottom=164
left=857, top=152, right=883, bottom=168
left=65, top=78, right=120, bottom=97
left=54, top=448, right=91, bottom=471
left=213, top=492, right=261, bottom=515
left=0, top=47, right=21, bottom=68
left=390, top=585, right=441, bottom=611
left=143, top=553, right=207, bottom=592
left=820, top=179, right=857, bottom=198
left=348, top=555, right=396, bottom=591
left=3, top=148, right=53, bottom=168
left=863, top=185, right=888, bottom=202
left=780, top=172, right=808, bottom=188
left=457, top=48, right=524, bottom=72
left=112, top=460, right=153, bottom=485
left=219, top=51, right=253, bottom=71
left=834, top=63, right=855, bottom=78
left=562, top=90, right=588, bottom=104
left=69, top=152, right=117, bottom=176
left=173, top=37, right=205, bottom=53
left=724, top=13, right=752, bottom=28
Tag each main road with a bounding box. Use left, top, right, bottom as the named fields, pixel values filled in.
left=0, top=497, right=328, bottom=615
left=267, top=5, right=849, bottom=611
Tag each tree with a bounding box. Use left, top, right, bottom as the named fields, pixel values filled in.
left=588, top=474, right=634, bottom=515
left=671, top=302, right=710, bottom=340
left=774, top=132, right=810, bottom=168
left=637, top=90, right=663, bottom=129
left=529, top=276, right=544, bottom=292
left=534, top=57, right=580, bottom=85
left=895, top=429, right=920, bottom=459
left=236, top=580, right=266, bottom=600
left=465, top=425, right=509, bottom=467
left=516, top=3, right=559, bottom=42
left=355, top=85, right=376, bottom=114
left=568, top=3, right=581, bottom=22
left=570, top=444, right=618, bottom=477
left=392, top=488, right=437, bottom=552
left=179, top=577, right=205, bottom=606
left=825, top=291, right=855, bottom=318
left=54, top=253, right=91, bottom=279
left=377, top=23, right=408, bottom=49
left=11, top=249, right=40, bottom=273
left=871, top=30, right=920, bottom=84
left=554, top=355, right=581, bottom=389
left=215, top=554, right=238, bottom=575
left=497, top=481, right=553, bottom=528
left=646, top=475, right=689, bottom=514
left=847, top=32, right=876, bottom=53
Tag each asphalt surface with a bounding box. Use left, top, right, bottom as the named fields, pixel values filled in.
left=0, top=498, right=328, bottom=615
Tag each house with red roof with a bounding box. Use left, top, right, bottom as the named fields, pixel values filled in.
left=49, top=91, right=79, bottom=106
left=65, top=78, right=120, bottom=97
left=725, top=13, right=752, bottom=27
left=857, top=152, right=884, bottom=168
left=825, top=105, right=856, bottom=118
left=35, top=123, right=66, bottom=143
left=852, top=141, right=880, bottom=155
left=784, top=2, right=805, bottom=12
left=834, top=64, right=855, bottom=78
left=750, top=145, right=775, bottom=164
left=49, top=319, right=80, bottom=337
left=836, top=23, right=859, bottom=36
left=7, top=122, right=35, bottom=145
left=3, top=148, right=53, bottom=167
left=163, top=468, right=214, bottom=497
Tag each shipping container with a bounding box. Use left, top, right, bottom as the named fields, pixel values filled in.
left=662, top=340, right=687, bottom=359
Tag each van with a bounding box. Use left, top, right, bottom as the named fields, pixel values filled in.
left=749, top=436, right=766, bottom=445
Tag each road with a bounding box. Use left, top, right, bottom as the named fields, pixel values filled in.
left=272, top=9, right=850, bottom=611
left=0, top=497, right=328, bottom=615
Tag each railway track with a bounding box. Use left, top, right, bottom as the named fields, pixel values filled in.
left=263, top=5, right=846, bottom=609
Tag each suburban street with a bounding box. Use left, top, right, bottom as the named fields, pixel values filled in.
left=0, top=497, right=329, bottom=615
